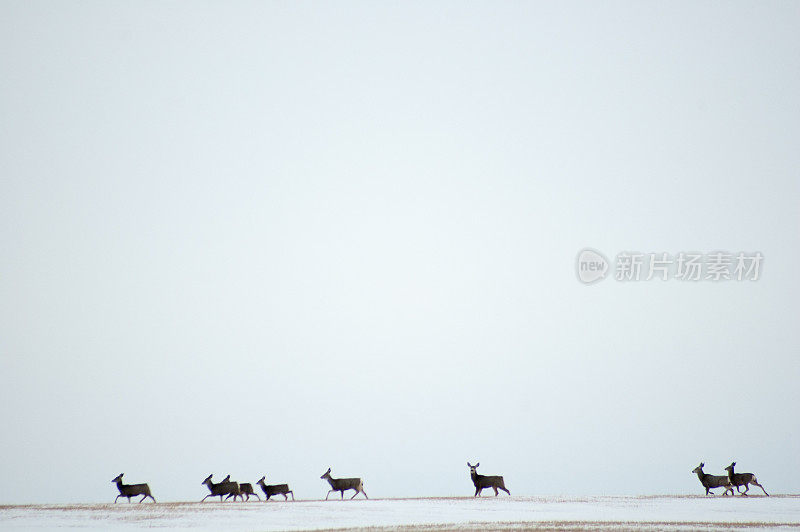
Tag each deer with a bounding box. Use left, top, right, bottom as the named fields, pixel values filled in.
left=467, top=462, right=510, bottom=497
left=320, top=467, right=368, bottom=499
left=237, top=482, right=260, bottom=501
left=222, top=474, right=259, bottom=501
left=111, top=473, right=156, bottom=503
left=691, top=463, right=734, bottom=496
left=724, top=462, right=769, bottom=496
left=201, top=474, right=243, bottom=502
left=257, top=475, right=295, bottom=501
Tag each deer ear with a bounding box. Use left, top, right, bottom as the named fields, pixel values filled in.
left=700, top=463, right=704, bottom=467
left=475, top=463, right=480, bottom=467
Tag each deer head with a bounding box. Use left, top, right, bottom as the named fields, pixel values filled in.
left=320, top=468, right=332, bottom=479
left=112, top=473, right=124, bottom=483
left=202, top=474, right=213, bottom=485
left=467, top=462, right=480, bottom=474
left=692, top=463, right=704, bottom=474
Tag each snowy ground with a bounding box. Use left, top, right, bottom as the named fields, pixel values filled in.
left=2, top=495, right=799, bottom=531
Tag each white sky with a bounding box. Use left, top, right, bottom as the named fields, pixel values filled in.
left=1, top=1, right=798, bottom=503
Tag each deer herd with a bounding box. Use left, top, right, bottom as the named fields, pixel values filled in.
left=692, top=462, right=769, bottom=497
left=112, top=460, right=770, bottom=503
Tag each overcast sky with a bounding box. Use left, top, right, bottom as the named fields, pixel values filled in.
left=1, top=1, right=798, bottom=504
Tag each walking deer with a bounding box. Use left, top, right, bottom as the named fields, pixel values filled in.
left=691, top=463, right=734, bottom=496
left=725, top=462, right=769, bottom=496
left=112, top=473, right=156, bottom=503
left=320, top=467, right=368, bottom=499
left=467, top=462, right=510, bottom=496
left=257, top=475, right=294, bottom=501
left=201, top=474, right=242, bottom=502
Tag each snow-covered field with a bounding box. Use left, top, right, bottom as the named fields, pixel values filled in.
left=2, top=496, right=799, bottom=531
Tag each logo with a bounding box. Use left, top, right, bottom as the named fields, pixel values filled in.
left=575, top=249, right=762, bottom=284
left=576, top=248, right=609, bottom=284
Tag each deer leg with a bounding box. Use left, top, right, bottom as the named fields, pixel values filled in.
left=500, top=487, right=510, bottom=495
left=128, top=496, right=132, bottom=503
left=475, top=487, right=481, bottom=497
left=201, top=494, right=212, bottom=502
left=752, top=481, right=769, bottom=496
left=139, top=494, right=147, bottom=503
left=341, top=490, right=344, bottom=500
left=740, top=484, right=750, bottom=496
left=350, top=491, right=358, bottom=499
left=325, top=489, right=334, bottom=500
left=114, top=495, right=122, bottom=503
left=290, top=491, right=295, bottom=500
left=493, top=487, right=499, bottom=496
